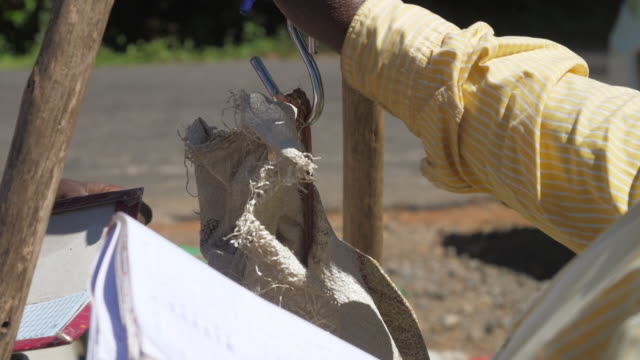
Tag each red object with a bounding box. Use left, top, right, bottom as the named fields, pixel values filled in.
left=13, top=304, right=91, bottom=351
left=13, top=188, right=144, bottom=352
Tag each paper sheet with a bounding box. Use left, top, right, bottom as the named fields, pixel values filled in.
left=88, top=222, right=128, bottom=360
left=89, top=213, right=374, bottom=360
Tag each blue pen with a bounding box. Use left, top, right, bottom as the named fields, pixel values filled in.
left=240, top=0, right=257, bottom=15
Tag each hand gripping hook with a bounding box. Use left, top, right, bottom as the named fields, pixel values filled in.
left=250, top=20, right=325, bottom=127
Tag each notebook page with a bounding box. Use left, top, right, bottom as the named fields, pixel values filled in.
left=115, top=213, right=374, bottom=360
left=88, top=222, right=129, bottom=360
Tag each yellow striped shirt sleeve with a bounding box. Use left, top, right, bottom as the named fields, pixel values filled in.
left=341, top=0, right=640, bottom=253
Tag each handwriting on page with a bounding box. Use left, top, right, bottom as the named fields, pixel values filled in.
left=118, top=214, right=373, bottom=360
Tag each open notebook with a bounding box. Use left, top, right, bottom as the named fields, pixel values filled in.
left=87, top=213, right=374, bottom=360
left=14, top=189, right=144, bottom=352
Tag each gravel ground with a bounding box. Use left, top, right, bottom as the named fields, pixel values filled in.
left=151, top=201, right=576, bottom=358
left=331, top=202, right=575, bottom=356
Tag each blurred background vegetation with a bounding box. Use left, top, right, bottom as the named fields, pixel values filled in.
left=0, top=0, right=623, bottom=67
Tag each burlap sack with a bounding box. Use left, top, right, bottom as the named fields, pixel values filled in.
left=185, top=91, right=428, bottom=360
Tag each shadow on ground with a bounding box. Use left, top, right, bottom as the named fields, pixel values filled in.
left=442, top=228, right=575, bottom=280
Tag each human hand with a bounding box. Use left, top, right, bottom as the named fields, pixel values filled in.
left=272, top=0, right=365, bottom=53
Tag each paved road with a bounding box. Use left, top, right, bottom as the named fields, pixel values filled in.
left=0, top=53, right=610, bottom=221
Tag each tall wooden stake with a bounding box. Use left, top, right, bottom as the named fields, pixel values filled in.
left=0, top=0, right=114, bottom=356
left=342, top=80, right=384, bottom=261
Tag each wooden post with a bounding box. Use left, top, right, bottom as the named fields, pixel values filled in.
left=342, top=80, right=384, bottom=261
left=0, top=0, right=114, bottom=356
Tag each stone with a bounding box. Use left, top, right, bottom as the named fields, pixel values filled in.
left=442, top=313, right=461, bottom=329
left=484, top=320, right=496, bottom=334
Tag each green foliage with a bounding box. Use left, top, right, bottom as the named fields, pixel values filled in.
left=400, top=288, right=410, bottom=299
left=94, top=23, right=295, bottom=66
left=2, top=0, right=37, bottom=27
left=0, top=27, right=297, bottom=69
left=407, top=0, right=622, bottom=48
left=629, top=0, right=639, bottom=16
left=0, top=44, right=37, bottom=68
left=0, top=0, right=49, bottom=54
left=0, top=0, right=625, bottom=67
left=179, top=245, right=205, bottom=262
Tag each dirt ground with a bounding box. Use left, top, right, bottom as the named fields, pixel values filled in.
left=150, top=200, right=575, bottom=358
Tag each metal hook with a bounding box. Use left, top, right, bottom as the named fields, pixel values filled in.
left=250, top=20, right=325, bottom=126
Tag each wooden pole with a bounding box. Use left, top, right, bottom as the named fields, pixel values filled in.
left=342, top=80, right=384, bottom=261
left=0, top=0, right=114, bottom=356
